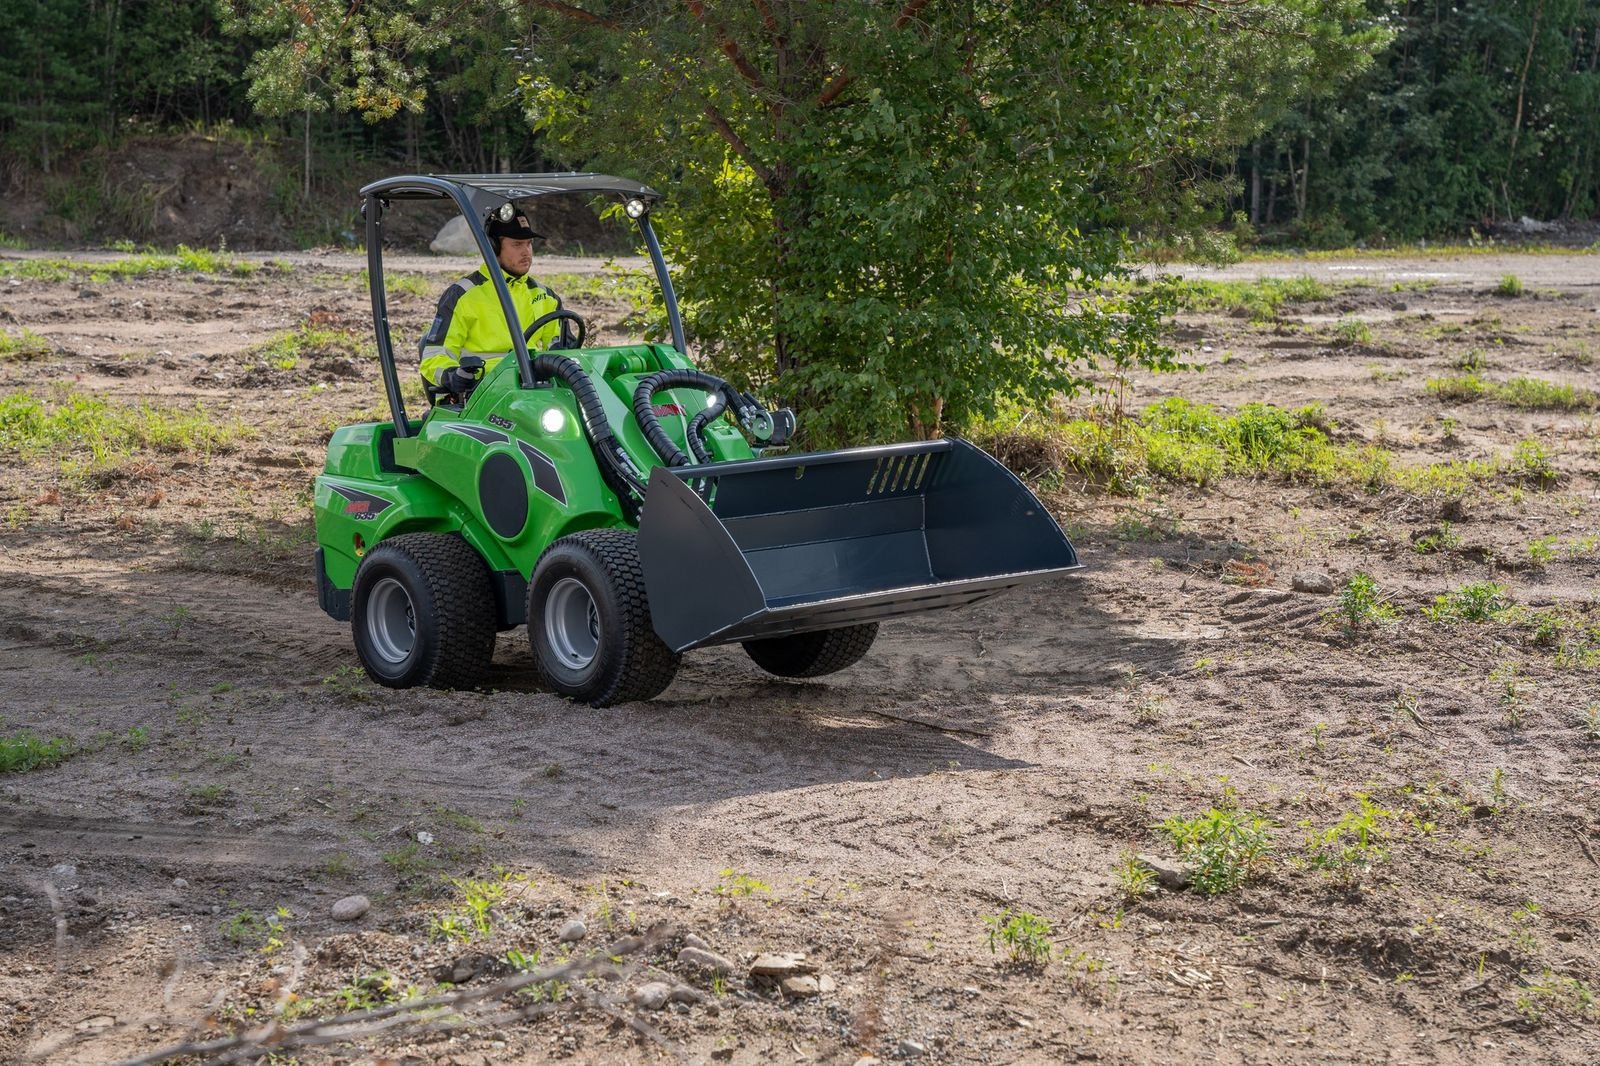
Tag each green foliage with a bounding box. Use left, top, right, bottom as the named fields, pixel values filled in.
left=0, top=328, right=52, bottom=360
left=231, top=0, right=1379, bottom=443
left=1510, top=439, right=1559, bottom=486
left=1515, top=972, right=1599, bottom=1025
left=1245, top=1, right=1600, bottom=240
left=1304, top=794, right=1393, bottom=876
left=1333, top=318, right=1373, bottom=345
left=0, top=248, right=256, bottom=282
left=714, top=869, right=773, bottom=900
left=0, top=731, right=73, bottom=773
left=0, top=388, right=243, bottom=471
left=1496, top=274, right=1525, bottom=297
left=1424, top=583, right=1511, bottom=624
left=1159, top=807, right=1274, bottom=896
left=1325, top=571, right=1398, bottom=634
left=1113, top=851, right=1157, bottom=900
left=1171, top=275, right=1333, bottom=320
left=983, top=909, right=1054, bottom=966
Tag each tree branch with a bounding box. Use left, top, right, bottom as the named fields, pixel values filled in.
left=686, top=0, right=769, bottom=93
left=702, top=100, right=775, bottom=189
left=815, top=0, right=932, bottom=107
left=523, top=0, right=621, bottom=30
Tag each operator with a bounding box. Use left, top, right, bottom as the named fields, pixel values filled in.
left=418, top=204, right=567, bottom=398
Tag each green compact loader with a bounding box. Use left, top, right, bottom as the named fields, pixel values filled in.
left=314, top=174, right=1080, bottom=705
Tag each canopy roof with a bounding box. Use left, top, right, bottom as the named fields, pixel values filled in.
left=360, top=173, right=660, bottom=211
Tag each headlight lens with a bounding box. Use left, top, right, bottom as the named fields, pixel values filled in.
left=625, top=198, right=647, bottom=219
left=540, top=408, right=565, bottom=434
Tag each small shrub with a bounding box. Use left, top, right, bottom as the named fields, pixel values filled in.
left=1113, top=851, right=1157, bottom=900
left=983, top=909, right=1054, bottom=965
left=1325, top=572, right=1398, bottom=634
left=1333, top=319, right=1372, bottom=345
left=1305, top=794, right=1393, bottom=876
left=0, top=731, right=73, bottom=773
left=1496, top=274, right=1525, bottom=297
left=1424, top=582, right=1511, bottom=624
left=1425, top=374, right=1487, bottom=402
left=1158, top=807, right=1274, bottom=895
left=1510, top=439, right=1558, bottom=486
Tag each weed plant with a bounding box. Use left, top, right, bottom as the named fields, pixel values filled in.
left=983, top=909, right=1054, bottom=966
left=1304, top=794, right=1393, bottom=877
left=0, top=327, right=51, bottom=359
left=1426, top=374, right=1596, bottom=411
left=0, top=732, right=73, bottom=773
left=1158, top=807, right=1274, bottom=896
left=0, top=387, right=244, bottom=473
left=1424, top=582, right=1511, bottom=624
left=1326, top=572, right=1398, bottom=634
left=0, top=246, right=256, bottom=283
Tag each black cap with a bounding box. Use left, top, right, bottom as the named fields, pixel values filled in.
left=485, top=203, right=543, bottom=242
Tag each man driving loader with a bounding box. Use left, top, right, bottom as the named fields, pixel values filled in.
left=417, top=204, right=568, bottom=400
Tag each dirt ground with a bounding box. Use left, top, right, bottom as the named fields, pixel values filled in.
left=1, top=248, right=1598, bottom=1065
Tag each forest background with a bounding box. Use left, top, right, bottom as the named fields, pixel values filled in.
left=3, top=0, right=1598, bottom=440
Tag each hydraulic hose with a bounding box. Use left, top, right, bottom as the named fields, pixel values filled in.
left=632, top=369, right=745, bottom=467
left=530, top=354, right=648, bottom=507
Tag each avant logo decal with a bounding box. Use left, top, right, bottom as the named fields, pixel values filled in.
left=327, top=483, right=394, bottom=522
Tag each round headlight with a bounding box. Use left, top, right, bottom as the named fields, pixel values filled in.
left=540, top=408, right=566, bottom=434
left=625, top=198, right=648, bottom=219
left=704, top=392, right=722, bottom=411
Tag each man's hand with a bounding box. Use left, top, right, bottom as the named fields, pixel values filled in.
left=439, top=365, right=480, bottom=396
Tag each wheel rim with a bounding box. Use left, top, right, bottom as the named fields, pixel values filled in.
left=545, top=576, right=600, bottom=671
left=366, top=576, right=416, bottom=664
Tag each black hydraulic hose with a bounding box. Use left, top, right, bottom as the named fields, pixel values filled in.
left=530, top=354, right=648, bottom=504
left=632, top=370, right=744, bottom=467
left=685, top=398, right=725, bottom=464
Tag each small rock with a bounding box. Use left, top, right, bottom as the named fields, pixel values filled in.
left=632, top=981, right=673, bottom=1010
left=1135, top=853, right=1191, bottom=889
left=853, top=1058, right=883, bottom=1066
left=171, top=877, right=188, bottom=890
left=818, top=974, right=837, bottom=994
left=557, top=919, right=587, bottom=943
left=781, top=975, right=820, bottom=998
left=74, top=1015, right=114, bottom=1032
left=415, top=831, right=434, bottom=845
left=677, top=946, right=736, bottom=975
left=1291, top=571, right=1335, bottom=594
left=749, top=952, right=812, bottom=977
left=899, top=1040, right=927, bottom=1058
left=50, top=863, right=78, bottom=888
left=682, top=933, right=711, bottom=951
left=330, top=895, right=370, bottom=921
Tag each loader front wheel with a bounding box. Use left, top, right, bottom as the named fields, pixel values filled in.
left=528, top=530, right=680, bottom=706
left=350, top=533, right=497, bottom=690
left=742, top=623, right=879, bottom=679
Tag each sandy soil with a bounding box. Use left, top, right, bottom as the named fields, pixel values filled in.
left=1, top=251, right=1598, bottom=1065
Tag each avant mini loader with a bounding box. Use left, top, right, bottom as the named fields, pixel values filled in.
left=314, top=174, right=1080, bottom=706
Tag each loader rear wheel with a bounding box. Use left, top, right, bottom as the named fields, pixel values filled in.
left=528, top=529, right=680, bottom=706
left=742, top=623, right=879, bottom=679
left=351, top=533, right=497, bottom=690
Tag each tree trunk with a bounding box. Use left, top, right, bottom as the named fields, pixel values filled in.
left=1250, top=141, right=1262, bottom=225
left=303, top=108, right=312, bottom=201
left=1296, top=136, right=1310, bottom=221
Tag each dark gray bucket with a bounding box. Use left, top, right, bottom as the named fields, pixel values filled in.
left=637, top=438, right=1079, bottom=652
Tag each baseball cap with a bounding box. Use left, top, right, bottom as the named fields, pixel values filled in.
left=485, top=203, right=543, bottom=242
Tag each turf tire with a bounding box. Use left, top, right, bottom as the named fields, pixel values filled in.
left=527, top=529, right=680, bottom=706
left=741, top=623, right=879, bottom=679
left=350, top=533, right=497, bottom=690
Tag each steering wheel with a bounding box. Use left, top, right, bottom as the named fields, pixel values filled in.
left=522, top=308, right=587, bottom=351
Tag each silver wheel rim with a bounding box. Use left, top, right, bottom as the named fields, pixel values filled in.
left=545, top=576, right=600, bottom=671
left=366, top=577, right=416, bottom=664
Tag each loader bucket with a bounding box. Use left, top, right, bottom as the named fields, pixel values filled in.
left=637, top=438, right=1079, bottom=652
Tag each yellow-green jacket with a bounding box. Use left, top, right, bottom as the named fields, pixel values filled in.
left=418, top=269, right=562, bottom=387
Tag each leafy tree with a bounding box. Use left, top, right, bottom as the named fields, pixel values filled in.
left=1246, top=1, right=1600, bottom=240
left=228, top=1, right=1377, bottom=441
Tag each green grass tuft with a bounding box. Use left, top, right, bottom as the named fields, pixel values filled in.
left=0, top=731, right=74, bottom=773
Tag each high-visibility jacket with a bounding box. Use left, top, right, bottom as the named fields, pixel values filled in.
left=418, top=268, right=562, bottom=387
